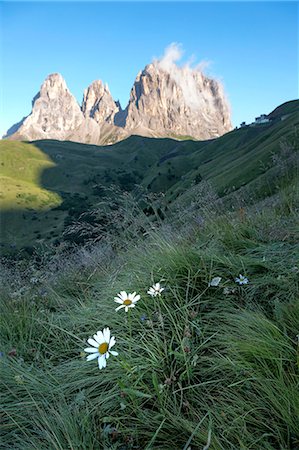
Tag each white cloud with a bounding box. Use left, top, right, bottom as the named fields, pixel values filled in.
left=156, top=42, right=184, bottom=72
left=153, top=43, right=217, bottom=110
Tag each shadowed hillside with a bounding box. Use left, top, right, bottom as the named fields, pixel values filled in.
left=1, top=101, right=299, bottom=449
left=0, top=100, right=298, bottom=254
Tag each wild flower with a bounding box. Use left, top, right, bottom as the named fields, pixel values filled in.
left=114, top=291, right=140, bottom=312
left=235, top=274, right=249, bottom=285
left=147, top=282, right=164, bottom=297
left=84, top=327, right=118, bottom=370
left=208, top=276, right=221, bottom=287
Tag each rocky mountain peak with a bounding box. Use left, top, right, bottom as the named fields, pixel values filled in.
left=3, top=73, right=124, bottom=145
left=32, top=73, right=68, bottom=103
left=124, top=61, right=232, bottom=139
left=12, top=73, right=84, bottom=141
left=43, top=72, right=67, bottom=88
left=82, top=80, right=120, bottom=125
left=4, top=54, right=232, bottom=144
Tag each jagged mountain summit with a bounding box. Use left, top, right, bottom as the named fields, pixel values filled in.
left=4, top=74, right=126, bottom=145
left=82, top=80, right=120, bottom=125
left=124, top=62, right=231, bottom=139
left=4, top=64, right=232, bottom=145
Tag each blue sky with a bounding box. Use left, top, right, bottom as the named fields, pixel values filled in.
left=1, top=1, right=298, bottom=136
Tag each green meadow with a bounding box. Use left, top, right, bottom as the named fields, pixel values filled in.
left=0, top=100, right=298, bottom=448
left=0, top=141, right=61, bottom=210
left=0, top=100, right=298, bottom=253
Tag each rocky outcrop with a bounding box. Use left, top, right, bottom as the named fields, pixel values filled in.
left=5, top=74, right=121, bottom=145
left=82, top=80, right=120, bottom=125
left=9, top=73, right=86, bottom=141
left=4, top=63, right=232, bottom=145
left=124, top=63, right=232, bottom=139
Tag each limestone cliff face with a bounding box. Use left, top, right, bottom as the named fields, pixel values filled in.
left=4, top=65, right=232, bottom=145
left=10, top=73, right=86, bottom=141
left=5, top=74, right=117, bottom=145
left=124, top=63, right=232, bottom=139
left=82, top=80, right=119, bottom=125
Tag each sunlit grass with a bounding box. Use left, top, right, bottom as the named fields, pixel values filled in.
left=1, top=188, right=298, bottom=448
left=0, top=141, right=61, bottom=210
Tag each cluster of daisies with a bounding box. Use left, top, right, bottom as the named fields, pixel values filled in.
left=84, top=275, right=249, bottom=370
left=208, top=274, right=249, bottom=287
left=84, top=283, right=164, bottom=369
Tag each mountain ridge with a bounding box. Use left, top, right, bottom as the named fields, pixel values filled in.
left=4, top=63, right=232, bottom=145
left=1, top=99, right=297, bottom=252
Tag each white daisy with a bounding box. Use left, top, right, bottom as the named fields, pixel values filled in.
left=147, top=283, right=165, bottom=297
left=208, top=277, right=222, bottom=287
left=114, top=291, right=140, bottom=312
left=235, top=274, right=249, bottom=285
left=84, top=327, right=118, bottom=369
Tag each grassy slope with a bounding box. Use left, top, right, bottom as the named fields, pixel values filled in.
left=0, top=137, right=184, bottom=249
left=0, top=141, right=61, bottom=210
left=0, top=99, right=298, bottom=251
left=0, top=100, right=298, bottom=448
left=0, top=180, right=298, bottom=449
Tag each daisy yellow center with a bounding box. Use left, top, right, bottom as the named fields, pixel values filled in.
left=123, top=298, right=132, bottom=306
left=98, top=343, right=108, bottom=354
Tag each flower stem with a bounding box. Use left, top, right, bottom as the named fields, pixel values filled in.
left=128, top=308, right=132, bottom=357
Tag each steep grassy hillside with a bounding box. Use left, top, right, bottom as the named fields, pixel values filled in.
left=0, top=141, right=61, bottom=210
left=160, top=100, right=298, bottom=199
left=0, top=100, right=298, bottom=253
left=0, top=100, right=298, bottom=449
left=1, top=172, right=298, bottom=449
left=0, top=137, right=187, bottom=250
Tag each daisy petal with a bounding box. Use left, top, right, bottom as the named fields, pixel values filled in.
left=86, top=353, right=99, bottom=361
left=109, top=336, right=116, bottom=349
left=114, top=298, right=124, bottom=304
left=115, top=304, right=125, bottom=311
left=132, top=295, right=140, bottom=302
left=110, top=350, right=118, bottom=356
left=87, top=338, right=99, bottom=348
left=84, top=347, right=99, bottom=353
left=103, top=327, right=110, bottom=342
left=120, top=291, right=127, bottom=299
left=96, top=330, right=104, bottom=342
left=105, top=352, right=109, bottom=359
left=93, top=333, right=103, bottom=344
left=98, top=355, right=106, bottom=369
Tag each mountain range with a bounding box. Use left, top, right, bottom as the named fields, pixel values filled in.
left=4, top=62, right=232, bottom=145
